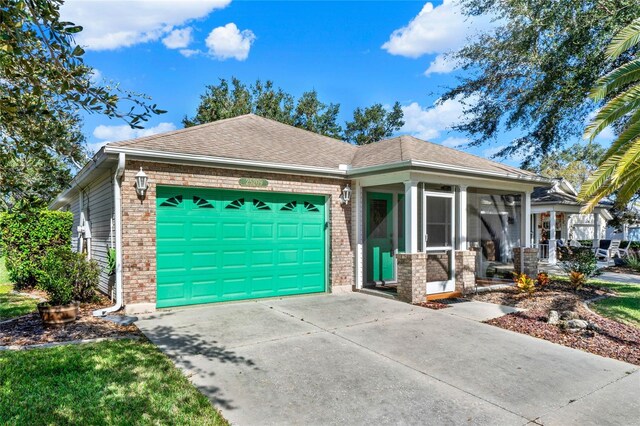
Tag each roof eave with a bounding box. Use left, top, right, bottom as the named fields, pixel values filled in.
left=49, top=149, right=110, bottom=209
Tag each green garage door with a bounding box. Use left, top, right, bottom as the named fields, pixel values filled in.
left=156, top=186, right=327, bottom=308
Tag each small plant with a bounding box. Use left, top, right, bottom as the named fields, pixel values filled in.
left=626, top=252, right=640, bottom=273
left=106, top=247, right=116, bottom=275
left=561, top=247, right=599, bottom=285
left=40, top=247, right=100, bottom=306
left=536, top=272, right=550, bottom=288
left=514, top=273, right=536, bottom=295
left=568, top=271, right=586, bottom=290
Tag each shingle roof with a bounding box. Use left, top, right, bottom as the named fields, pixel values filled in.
left=352, top=135, right=539, bottom=177
left=107, top=114, right=539, bottom=179
left=109, top=114, right=356, bottom=169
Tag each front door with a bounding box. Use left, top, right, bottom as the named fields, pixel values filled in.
left=424, top=191, right=455, bottom=294
left=366, top=192, right=394, bottom=282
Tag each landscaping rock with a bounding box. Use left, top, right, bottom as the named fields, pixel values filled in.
left=547, top=310, right=560, bottom=325
left=560, top=310, right=579, bottom=320
left=587, top=322, right=602, bottom=332
left=566, top=319, right=589, bottom=329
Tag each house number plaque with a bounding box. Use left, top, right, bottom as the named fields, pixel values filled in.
left=239, top=178, right=269, bottom=188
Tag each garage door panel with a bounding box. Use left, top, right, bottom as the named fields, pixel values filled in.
left=156, top=186, right=326, bottom=308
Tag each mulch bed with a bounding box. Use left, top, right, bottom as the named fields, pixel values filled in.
left=414, top=301, right=451, bottom=310
left=601, top=266, right=640, bottom=276
left=0, top=293, right=141, bottom=347
left=469, top=282, right=640, bottom=365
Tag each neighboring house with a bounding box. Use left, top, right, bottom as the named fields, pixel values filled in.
left=50, top=114, right=548, bottom=313
left=531, top=178, right=612, bottom=264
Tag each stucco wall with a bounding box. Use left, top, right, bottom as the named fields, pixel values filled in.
left=120, top=160, right=354, bottom=306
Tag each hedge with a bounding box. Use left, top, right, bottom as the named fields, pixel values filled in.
left=0, top=210, right=73, bottom=289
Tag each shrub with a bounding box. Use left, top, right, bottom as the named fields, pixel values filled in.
left=568, top=271, right=586, bottom=290
left=514, top=273, right=536, bottom=295
left=536, top=272, right=550, bottom=288
left=0, top=210, right=73, bottom=289
left=626, top=253, right=640, bottom=272
left=561, top=247, right=599, bottom=279
left=106, top=247, right=116, bottom=276
left=40, top=247, right=99, bottom=306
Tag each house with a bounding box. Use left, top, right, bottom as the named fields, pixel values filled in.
left=50, top=114, right=548, bottom=314
left=530, top=178, right=612, bottom=264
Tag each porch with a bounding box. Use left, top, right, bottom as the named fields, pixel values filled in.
left=351, top=170, right=536, bottom=303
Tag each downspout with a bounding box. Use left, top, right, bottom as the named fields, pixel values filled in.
left=93, top=153, right=125, bottom=316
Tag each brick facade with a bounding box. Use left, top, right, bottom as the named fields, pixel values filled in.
left=513, top=247, right=538, bottom=278
left=120, top=160, right=353, bottom=306
left=396, top=253, right=427, bottom=303
left=455, top=250, right=476, bottom=294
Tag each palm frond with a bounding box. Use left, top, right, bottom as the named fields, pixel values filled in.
left=613, top=136, right=640, bottom=181
left=584, top=86, right=640, bottom=140
left=616, top=169, right=640, bottom=204
left=590, top=59, right=640, bottom=101
left=607, top=18, right=640, bottom=59
left=579, top=155, right=621, bottom=200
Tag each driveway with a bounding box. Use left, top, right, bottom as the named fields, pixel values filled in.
left=137, top=293, right=639, bottom=425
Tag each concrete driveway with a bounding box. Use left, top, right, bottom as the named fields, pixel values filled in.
left=137, top=293, right=639, bottom=425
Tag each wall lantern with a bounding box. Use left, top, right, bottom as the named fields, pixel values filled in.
left=135, top=167, right=149, bottom=197
left=340, top=184, right=352, bottom=205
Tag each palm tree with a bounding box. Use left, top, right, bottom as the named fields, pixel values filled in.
left=578, top=18, right=640, bottom=212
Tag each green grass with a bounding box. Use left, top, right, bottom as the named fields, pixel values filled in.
left=0, top=257, right=39, bottom=321
left=0, top=339, right=228, bottom=425
left=550, top=275, right=640, bottom=327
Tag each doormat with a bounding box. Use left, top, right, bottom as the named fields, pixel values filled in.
left=437, top=298, right=470, bottom=305
left=414, top=301, right=451, bottom=310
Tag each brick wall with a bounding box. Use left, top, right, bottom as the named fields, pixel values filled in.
left=397, top=253, right=427, bottom=303
left=513, top=247, right=538, bottom=278
left=121, top=160, right=353, bottom=306
left=426, top=253, right=449, bottom=282
left=455, top=250, right=476, bottom=294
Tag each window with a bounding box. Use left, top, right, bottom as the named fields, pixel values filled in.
left=160, top=195, right=183, bottom=207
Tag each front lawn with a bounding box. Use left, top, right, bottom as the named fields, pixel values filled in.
left=0, top=257, right=39, bottom=321
left=588, top=280, right=640, bottom=327
left=0, top=339, right=228, bottom=425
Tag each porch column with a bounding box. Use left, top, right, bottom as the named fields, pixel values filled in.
left=548, top=211, right=557, bottom=265
left=593, top=212, right=600, bottom=248
left=352, top=181, right=364, bottom=289
left=404, top=181, right=419, bottom=253
left=522, top=191, right=532, bottom=248
left=623, top=223, right=629, bottom=241
left=458, top=185, right=468, bottom=250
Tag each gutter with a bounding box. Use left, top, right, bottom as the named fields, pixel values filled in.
left=93, top=153, right=125, bottom=317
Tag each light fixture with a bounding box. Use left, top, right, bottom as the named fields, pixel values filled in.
left=340, top=184, right=352, bottom=205
left=135, top=167, right=149, bottom=197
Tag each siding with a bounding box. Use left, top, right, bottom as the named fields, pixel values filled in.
left=69, top=193, right=81, bottom=252
left=86, top=172, right=115, bottom=297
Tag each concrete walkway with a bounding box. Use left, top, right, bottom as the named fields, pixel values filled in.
left=137, top=293, right=639, bottom=425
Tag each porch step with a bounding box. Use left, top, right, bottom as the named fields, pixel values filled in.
left=358, top=288, right=399, bottom=300
left=426, top=291, right=462, bottom=301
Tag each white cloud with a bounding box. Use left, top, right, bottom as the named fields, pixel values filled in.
left=92, top=122, right=177, bottom=146
left=401, top=96, right=473, bottom=141
left=162, top=27, right=193, bottom=49
left=60, top=0, right=230, bottom=51
left=89, top=68, right=102, bottom=83
left=205, top=23, right=255, bottom=61
left=424, top=54, right=457, bottom=76
left=382, top=0, right=495, bottom=75
left=179, top=48, right=201, bottom=58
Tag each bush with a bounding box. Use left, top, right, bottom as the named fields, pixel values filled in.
left=568, top=271, right=586, bottom=290
left=40, top=247, right=99, bottom=306
left=514, top=273, right=536, bottom=295
left=561, top=247, right=599, bottom=279
left=0, top=210, right=73, bottom=289
left=536, top=272, right=550, bottom=288
left=626, top=253, right=640, bottom=272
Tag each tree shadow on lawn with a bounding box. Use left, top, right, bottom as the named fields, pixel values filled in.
left=0, top=338, right=232, bottom=425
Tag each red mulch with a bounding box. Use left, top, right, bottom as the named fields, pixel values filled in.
left=0, top=294, right=141, bottom=347
left=469, top=282, right=640, bottom=365
left=414, top=301, right=451, bottom=310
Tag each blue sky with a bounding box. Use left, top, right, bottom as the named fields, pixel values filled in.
left=60, top=0, right=610, bottom=166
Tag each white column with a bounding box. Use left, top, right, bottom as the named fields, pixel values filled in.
left=548, top=211, right=557, bottom=265
left=593, top=212, right=600, bottom=248
left=623, top=223, right=629, bottom=241
left=522, top=191, right=532, bottom=248
left=404, top=181, right=419, bottom=253
left=458, top=185, right=468, bottom=251
left=352, top=181, right=364, bottom=289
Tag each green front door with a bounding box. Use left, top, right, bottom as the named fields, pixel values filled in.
left=366, top=192, right=394, bottom=282
left=156, top=186, right=326, bottom=308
